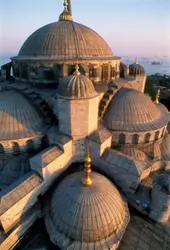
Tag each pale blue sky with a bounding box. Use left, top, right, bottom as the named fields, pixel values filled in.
left=0, top=0, right=170, bottom=56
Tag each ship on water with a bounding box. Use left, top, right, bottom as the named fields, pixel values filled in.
left=151, top=61, right=163, bottom=65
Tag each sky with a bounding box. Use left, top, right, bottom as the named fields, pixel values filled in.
left=0, top=0, right=170, bottom=57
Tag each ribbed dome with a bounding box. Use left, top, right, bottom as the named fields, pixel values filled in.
left=104, top=88, right=169, bottom=132
left=57, top=73, right=98, bottom=99
left=0, top=90, right=46, bottom=140
left=44, top=172, right=129, bottom=249
left=129, top=61, right=145, bottom=76
left=16, top=21, right=113, bottom=60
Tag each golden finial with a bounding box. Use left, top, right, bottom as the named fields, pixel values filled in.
left=134, top=58, right=138, bottom=64
left=155, top=88, right=160, bottom=104
left=82, top=146, right=93, bottom=187
left=59, top=0, right=73, bottom=21
left=74, top=61, right=81, bottom=76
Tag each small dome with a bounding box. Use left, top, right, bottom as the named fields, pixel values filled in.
left=129, top=59, right=145, bottom=76
left=44, top=172, right=129, bottom=249
left=104, top=88, right=169, bottom=132
left=0, top=90, right=46, bottom=140
left=57, top=72, right=98, bottom=99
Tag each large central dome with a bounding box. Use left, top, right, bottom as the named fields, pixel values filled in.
left=17, top=21, right=113, bottom=60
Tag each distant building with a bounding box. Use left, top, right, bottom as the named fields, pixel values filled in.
left=0, top=1, right=170, bottom=249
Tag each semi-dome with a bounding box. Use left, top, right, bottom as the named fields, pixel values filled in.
left=104, top=88, right=169, bottom=132
left=44, top=171, right=129, bottom=249
left=0, top=90, right=46, bottom=140
left=15, top=20, right=113, bottom=61
left=57, top=66, right=98, bottom=99
left=129, top=59, right=145, bottom=76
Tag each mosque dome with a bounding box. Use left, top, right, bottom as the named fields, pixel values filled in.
left=104, top=88, right=169, bottom=132
left=57, top=65, right=98, bottom=99
left=0, top=90, right=46, bottom=140
left=16, top=20, right=113, bottom=61
left=44, top=171, right=130, bottom=249
left=129, top=59, right=145, bottom=76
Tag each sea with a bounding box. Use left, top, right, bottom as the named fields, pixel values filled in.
left=0, top=53, right=170, bottom=76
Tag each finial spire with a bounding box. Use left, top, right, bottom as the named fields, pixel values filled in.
left=134, top=58, right=138, bottom=64
left=82, top=146, right=93, bottom=187
left=155, top=88, right=160, bottom=104
left=74, top=61, right=81, bottom=76
left=59, top=0, right=73, bottom=21
left=64, top=0, right=68, bottom=10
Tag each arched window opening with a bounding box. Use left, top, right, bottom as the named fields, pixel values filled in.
left=132, top=134, right=139, bottom=144
left=26, top=140, right=35, bottom=155
left=118, top=133, right=126, bottom=144
left=12, top=142, right=20, bottom=155
left=155, top=131, right=160, bottom=141
left=161, top=128, right=165, bottom=137
left=41, top=136, right=49, bottom=150
left=144, top=133, right=151, bottom=143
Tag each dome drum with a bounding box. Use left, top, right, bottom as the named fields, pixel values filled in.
left=12, top=19, right=121, bottom=84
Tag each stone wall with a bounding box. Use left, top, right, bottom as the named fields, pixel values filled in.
left=150, top=183, right=170, bottom=222
left=128, top=75, right=147, bottom=93
left=57, top=95, right=99, bottom=140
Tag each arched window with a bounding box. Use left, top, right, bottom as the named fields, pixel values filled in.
left=155, top=131, right=160, bottom=140
left=12, top=142, right=20, bottom=155
left=161, top=128, right=165, bottom=137
left=26, top=140, right=35, bottom=154
left=0, top=144, right=5, bottom=154
left=132, top=134, right=139, bottom=144
left=144, top=133, right=151, bottom=143
left=41, top=136, right=49, bottom=150
left=118, top=133, right=126, bottom=144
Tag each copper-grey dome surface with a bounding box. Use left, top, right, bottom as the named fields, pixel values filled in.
left=57, top=74, right=98, bottom=99
left=129, top=62, right=145, bottom=76
left=104, top=88, right=169, bottom=132
left=44, top=171, right=129, bottom=249
left=16, top=21, right=113, bottom=60
left=0, top=90, right=46, bottom=140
